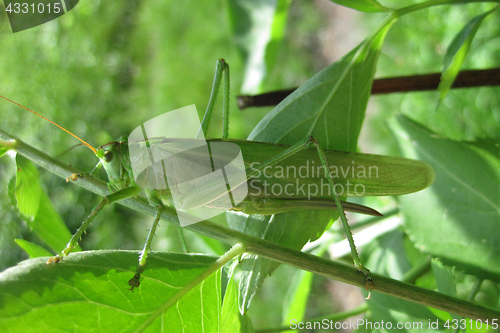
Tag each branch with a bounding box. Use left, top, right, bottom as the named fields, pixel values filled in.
left=237, top=68, right=500, bottom=109
left=1, top=129, right=499, bottom=321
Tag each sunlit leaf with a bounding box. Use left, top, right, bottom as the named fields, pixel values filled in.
left=14, top=239, right=53, bottom=258
left=227, top=210, right=333, bottom=314
left=329, top=0, right=392, bottom=13
left=15, top=154, right=41, bottom=219
left=228, top=0, right=290, bottom=93
left=281, top=266, right=314, bottom=324
left=11, top=156, right=79, bottom=253
left=431, top=259, right=457, bottom=298
left=249, top=21, right=394, bottom=152
left=0, top=251, right=222, bottom=332
left=30, top=189, right=81, bottom=253
left=438, top=7, right=498, bottom=104
left=431, top=259, right=461, bottom=321
left=264, top=0, right=292, bottom=87
left=221, top=264, right=241, bottom=332
left=364, top=230, right=440, bottom=325
left=232, top=21, right=395, bottom=313
left=388, top=116, right=500, bottom=280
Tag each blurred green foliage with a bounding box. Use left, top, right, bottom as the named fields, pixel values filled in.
left=1, top=0, right=499, bottom=330
left=363, top=1, right=500, bottom=157
left=0, top=0, right=323, bottom=272
left=0, top=5, right=330, bottom=329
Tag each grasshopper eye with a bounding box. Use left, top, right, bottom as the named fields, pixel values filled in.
left=103, top=150, right=113, bottom=163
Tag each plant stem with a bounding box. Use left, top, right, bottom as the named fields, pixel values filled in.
left=237, top=68, right=500, bottom=109
left=1, top=130, right=500, bottom=321
left=402, top=255, right=432, bottom=284
left=394, top=0, right=500, bottom=17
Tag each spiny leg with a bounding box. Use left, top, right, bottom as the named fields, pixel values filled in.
left=310, top=137, right=374, bottom=298
left=245, top=136, right=374, bottom=289
left=221, top=60, right=230, bottom=139
left=47, top=186, right=142, bottom=264
left=128, top=189, right=186, bottom=290
left=240, top=135, right=374, bottom=296
left=128, top=204, right=164, bottom=291
left=66, top=160, right=104, bottom=182
left=181, top=59, right=229, bottom=251
left=197, top=59, right=230, bottom=139
left=188, top=62, right=373, bottom=294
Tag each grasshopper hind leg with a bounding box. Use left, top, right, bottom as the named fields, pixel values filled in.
left=309, top=136, right=374, bottom=298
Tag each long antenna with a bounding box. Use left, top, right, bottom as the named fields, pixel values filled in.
left=1, top=96, right=97, bottom=154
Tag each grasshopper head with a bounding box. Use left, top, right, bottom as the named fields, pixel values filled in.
left=96, top=137, right=132, bottom=187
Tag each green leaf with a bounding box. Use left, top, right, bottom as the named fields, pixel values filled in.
left=0, top=146, right=8, bottom=158
left=15, top=154, right=42, bottom=218
left=438, top=7, right=498, bottom=104
left=264, top=0, right=292, bottom=86
left=431, top=259, right=461, bottom=321
left=0, top=139, right=15, bottom=158
left=232, top=21, right=394, bottom=314
left=31, top=189, right=81, bottom=253
left=227, top=211, right=333, bottom=314
left=228, top=0, right=290, bottom=93
left=368, top=293, right=440, bottom=330
left=431, top=259, right=457, bottom=298
left=388, top=116, right=500, bottom=281
left=239, top=313, right=254, bottom=333
left=249, top=21, right=394, bottom=152
left=0, top=251, right=222, bottom=332
left=329, top=0, right=392, bottom=13
left=11, top=156, right=79, bottom=253
left=281, top=268, right=314, bottom=325
left=365, top=230, right=440, bottom=326
left=14, top=239, right=53, bottom=258
left=364, top=229, right=411, bottom=280
left=222, top=264, right=242, bottom=332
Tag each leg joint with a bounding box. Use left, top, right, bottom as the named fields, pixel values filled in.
left=307, top=135, right=318, bottom=146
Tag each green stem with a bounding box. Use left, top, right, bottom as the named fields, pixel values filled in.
left=178, top=226, right=190, bottom=253
left=256, top=252, right=433, bottom=333
left=394, top=0, right=500, bottom=17
left=467, top=278, right=484, bottom=302
left=2, top=130, right=500, bottom=321
left=402, top=255, right=432, bottom=284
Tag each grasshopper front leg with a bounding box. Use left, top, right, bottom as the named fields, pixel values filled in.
left=47, top=186, right=142, bottom=264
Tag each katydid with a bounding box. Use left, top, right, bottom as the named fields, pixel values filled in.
left=0, top=59, right=434, bottom=294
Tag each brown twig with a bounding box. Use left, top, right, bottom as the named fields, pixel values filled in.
left=237, top=68, right=500, bottom=109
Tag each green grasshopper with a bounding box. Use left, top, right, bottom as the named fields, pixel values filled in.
left=0, top=59, right=434, bottom=293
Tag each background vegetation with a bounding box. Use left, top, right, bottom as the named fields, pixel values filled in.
left=1, top=0, right=499, bottom=331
